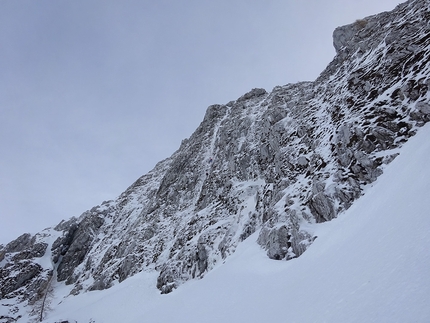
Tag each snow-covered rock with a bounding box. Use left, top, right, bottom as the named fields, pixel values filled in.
left=1, top=0, right=429, bottom=321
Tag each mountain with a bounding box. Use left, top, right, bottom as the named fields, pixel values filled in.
left=1, top=0, right=430, bottom=321
left=44, top=121, right=430, bottom=323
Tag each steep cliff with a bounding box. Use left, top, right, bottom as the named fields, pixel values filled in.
left=1, top=0, right=429, bottom=321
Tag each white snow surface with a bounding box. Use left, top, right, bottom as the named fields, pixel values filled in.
left=45, top=124, right=430, bottom=322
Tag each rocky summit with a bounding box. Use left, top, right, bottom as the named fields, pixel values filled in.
left=1, top=0, right=430, bottom=321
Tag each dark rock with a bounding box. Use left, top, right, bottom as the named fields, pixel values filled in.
left=4, top=233, right=32, bottom=253
left=309, top=193, right=336, bottom=223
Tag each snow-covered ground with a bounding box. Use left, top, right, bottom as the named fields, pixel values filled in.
left=44, top=124, right=430, bottom=323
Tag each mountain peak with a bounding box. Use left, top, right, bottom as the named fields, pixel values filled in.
left=1, top=0, right=429, bottom=321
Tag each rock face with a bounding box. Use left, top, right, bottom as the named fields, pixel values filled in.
left=1, top=0, right=430, bottom=320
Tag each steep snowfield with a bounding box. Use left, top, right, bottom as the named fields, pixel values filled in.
left=45, top=123, right=430, bottom=322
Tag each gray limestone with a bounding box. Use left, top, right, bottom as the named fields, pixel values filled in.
left=1, top=1, right=429, bottom=319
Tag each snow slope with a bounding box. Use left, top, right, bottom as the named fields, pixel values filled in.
left=45, top=123, right=430, bottom=323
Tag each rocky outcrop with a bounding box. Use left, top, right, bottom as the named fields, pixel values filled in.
left=1, top=0, right=429, bottom=320
left=0, top=233, right=52, bottom=308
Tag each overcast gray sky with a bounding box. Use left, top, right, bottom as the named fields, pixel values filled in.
left=0, top=0, right=401, bottom=244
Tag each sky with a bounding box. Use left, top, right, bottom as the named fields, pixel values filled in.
left=35, top=123, right=430, bottom=322
left=0, top=0, right=401, bottom=244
